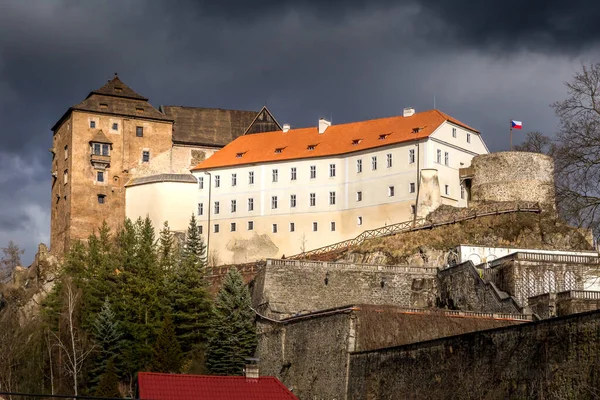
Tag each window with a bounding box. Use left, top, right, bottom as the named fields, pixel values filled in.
left=236, top=152, right=244, bottom=158
left=275, top=148, right=284, bottom=154
left=272, top=224, right=278, bottom=233
left=136, top=107, right=144, bottom=113
left=411, top=205, right=416, bottom=215
left=215, top=175, right=220, bottom=188
left=388, top=186, right=395, bottom=197
left=437, top=149, right=442, bottom=163
left=102, top=144, right=109, bottom=156
left=112, top=123, right=118, bottom=131
left=357, top=159, right=363, bottom=173
left=329, top=191, right=336, bottom=205
left=290, top=194, right=297, bottom=208
left=352, top=139, right=361, bottom=145
left=64, top=145, right=68, bottom=160
left=452, top=127, right=457, bottom=138
left=371, top=156, right=377, bottom=170
left=198, top=177, right=204, bottom=189
left=291, top=167, right=297, bottom=181
left=290, top=222, right=295, bottom=232
left=142, top=151, right=150, bottom=163
left=357, top=191, right=363, bottom=202
left=199, top=225, right=203, bottom=234
left=461, top=185, right=465, bottom=200
left=90, top=120, right=96, bottom=128
left=97, top=171, right=104, bottom=182
left=387, top=153, right=393, bottom=168
left=409, top=182, right=416, bottom=193
left=231, top=200, right=237, bottom=213
left=409, top=149, right=415, bottom=164
left=231, top=173, right=237, bottom=186
left=444, top=152, right=449, bottom=166
left=271, top=196, right=278, bottom=209
left=331, top=221, right=336, bottom=231
left=92, top=143, right=110, bottom=156
left=136, top=126, right=143, bottom=137
left=63, top=170, right=68, bottom=184
left=272, top=169, right=278, bottom=182
left=445, top=184, right=449, bottom=196
left=248, top=221, right=254, bottom=230
left=214, top=224, right=220, bottom=233
left=467, top=133, right=471, bottom=143
left=357, top=216, right=363, bottom=225
left=329, top=164, right=336, bottom=177
left=97, top=194, right=105, bottom=204
left=248, top=171, right=254, bottom=184
left=99, top=103, right=108, bottom=109
left=312, top=222, right=318, bottom=232
left=310, top=165, right=316, bottom=179
left=248, top=198, right=254, bottom=211
left=307, top=144, right=316, bottom=150
left=309, top=193, right=316, bottom=206
left=379, top=134, right=388, bottom=140
left=230, top=222, right=237, bottom=232
left=198, top=203, right=203, bottom=216
left=214, top=201, right=220, bottom=214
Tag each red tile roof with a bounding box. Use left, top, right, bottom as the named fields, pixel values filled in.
left=191, top=109, right=478, bottom=171
left=137, top=372, right=299, bottom=400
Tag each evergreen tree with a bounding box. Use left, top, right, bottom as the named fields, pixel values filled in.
left=181, top=214, right=206, bottom=272
left=89, top=298, right=123, bottom=390
left=158, top=221, right=177, bottom=271
left=206, top=268, right=257, bottom=376
left=149, top=314, right=182, bottom=373
left=94, top=358, right=120, bottom=398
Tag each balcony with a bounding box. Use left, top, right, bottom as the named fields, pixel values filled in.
left=90, top=154, right=110, bottom=169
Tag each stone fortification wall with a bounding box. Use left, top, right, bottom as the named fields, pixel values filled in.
left=348, top=309, right=600, bottom=399
left=470, top=151, right=555, bottom=207
left=251, top=259, right=438, bottom=319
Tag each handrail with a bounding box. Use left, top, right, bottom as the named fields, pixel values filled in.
left=266, top=258, right=439, bottom=274
left=556, top=290, right=600, bottom=300
left=289, top=202, right=541, bottom=260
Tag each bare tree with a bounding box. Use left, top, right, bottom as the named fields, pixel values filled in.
left=50, top=279, right=94, bottom=396
left=513, top=131, right=554, bottom=154
left=552, top=62, right=600, bottom=237
left=0, top=241, right=24, bottom=282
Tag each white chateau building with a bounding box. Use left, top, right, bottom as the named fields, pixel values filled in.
left=180, top=108, right=489, bottom=264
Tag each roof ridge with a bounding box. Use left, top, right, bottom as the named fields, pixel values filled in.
left=161, top=105, right=260, bottom=113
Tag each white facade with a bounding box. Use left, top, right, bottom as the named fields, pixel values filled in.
left=456, top=245, right=599, bottom=266
left=192, top=119, right=488, bottom=265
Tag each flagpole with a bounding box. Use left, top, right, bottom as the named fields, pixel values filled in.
left=509, top=121, right=513, bottom=150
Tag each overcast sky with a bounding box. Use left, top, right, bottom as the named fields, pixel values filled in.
left=1, top=0, right=599, bottom=264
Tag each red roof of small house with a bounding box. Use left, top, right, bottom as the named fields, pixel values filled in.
left=137, top=372, right=299, bottom=400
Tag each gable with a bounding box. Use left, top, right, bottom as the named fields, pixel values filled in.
left=245, top=106, right=282, bottom=135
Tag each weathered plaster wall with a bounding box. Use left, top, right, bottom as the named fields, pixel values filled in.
left=348, top=309, right=600, bottom=399
left=470, top=151, right=555, bottom=207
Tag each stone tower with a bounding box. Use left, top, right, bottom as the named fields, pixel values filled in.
left=49, top=76, right=174, bottom=256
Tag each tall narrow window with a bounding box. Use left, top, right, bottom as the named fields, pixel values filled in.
left=90, top=120, right=96, bottom=128
left=64, top=145, right=68, bottom=160
left=248, top=198, right=254, bottom=211
left=290, top=222, right=295, bottom=232
left=372, top=156, right=377, bottom=170
left=93, top=143, right=101, bottom=155
left=198, top=177, right=204, bottom=190
left=437, top=149, right=442, bottom=163
left=231, top=173, right=237, bottom=186
left=309, top=193, right=316, bottom=206
left=444, top=152, right=449, bottom=166
left=331, top=222, right=336, bottom=231
left=214, top=201, right=220, bottom=214
left=230, top=223, right=236, bottom=232
left=357, top=216, right=363, bottom=225
left=329, top=164, right=336, bottom=177
left=467, top=133, right=471, bottom=143
left=198, top=203, right=203, bottom=216
left=248, top=221, right=254, bottom=230
left=199, top=225, right=203, bottom=234
left=445, top=184, right=449, bottom=195
left=271, top=196, right=278, bottom=209
left=312, top=222, right=318, bottom=232
left=409, top=149, right=415, bottom=164
left=461, top=185, right=465, bottom=200
left=452, top=127, right=457, bottom=138
left=291, top=167, right=297, bottom=181
left=357, top=159, right=363, bottom=173
left=215, top=175, right=220, bottom=188
left=272, top=224, right=278, bottom=233
left=388, top=186, right=395, bottom=197
left=102, top=144, right=110, bottom=156
left=290, top=194, right=297, bottom=208
left=310, top=165, right=316, bottom=179
left=112, top=122, right=118, bottom=131
left=64, top=170, right=68, bottom=185
left=97, top=171, right=104, bottom=182
left=142, top=151, right=150, bottom=163
left=231, top=200, right=237, bottom=213
left=272, top=169, right=278, bottom=182
left=248, top=171, right=254, bottom=184
left=136, top=126, right=144, bottom=137
left=409, top=182, right=416, bottom=193
left=387, top=153, right=393, bottom=168
left=214, top=224, right=220, bottom=233
left=411, top=205, right=416, bottom=215
left=357, top=191, right=363, bottom=202
left=329, top=191, right=336, bottom=205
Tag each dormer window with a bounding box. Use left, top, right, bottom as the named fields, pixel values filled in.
left=379, top=134, right=389, bottom=140
left=136, top=107, right=144, bottom=113
left=275, top=148, right=284, bottom=154
left=412, top=127, right=421, bottom=133
left=236, top=152, right=245, bottom=158
left=352, top=139, right=362, bottom=145
left=99, top=103, right=108, bottom=109
left=114, top=87, right=123, bottom=92
left=307, top=144, right=317, bottom=151
left=92, top=143, right=110, bottom=156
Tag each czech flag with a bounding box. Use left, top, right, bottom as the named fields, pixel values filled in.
left=511, top=120, right=523, bottom=129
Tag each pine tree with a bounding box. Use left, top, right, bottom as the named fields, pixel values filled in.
left=181, top=214, right=206, bottom=273
left=206, top=268, right=257, bottom=376
left=94, top=358, right=120, bottom=398
left=89, top=298, right=123, bottom=390
left=158, top=221, right=177, bottom=271
left=149, top=314, right=182, bottom=373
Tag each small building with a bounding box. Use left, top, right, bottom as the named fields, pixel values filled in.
left=137, top=372, right=298, bottom=400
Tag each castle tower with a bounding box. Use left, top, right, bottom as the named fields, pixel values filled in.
left=50, top=76, right=174, bottom=256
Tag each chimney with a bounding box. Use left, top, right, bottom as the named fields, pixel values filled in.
left=403, top=107, right=415, bottom=117
left=245, top=358, right=260, bottom=379
left=318, top=118, right=331, bottom=134
left=282, top=123, right=291, bottom=133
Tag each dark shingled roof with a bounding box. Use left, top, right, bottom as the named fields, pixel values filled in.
left=52, top=76, right=172, bottom=131
left=89, top=130, right=112, bottom=144
left=160, top=105, right=279, bottom=147
left=126, top=173, right=197, bottom=187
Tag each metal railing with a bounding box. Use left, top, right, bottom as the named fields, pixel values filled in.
left=289, top=202, right=542, bottom=260
left=267, top=258, right=439, bottom=274
left=557, top=290, right=600, bottom=300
